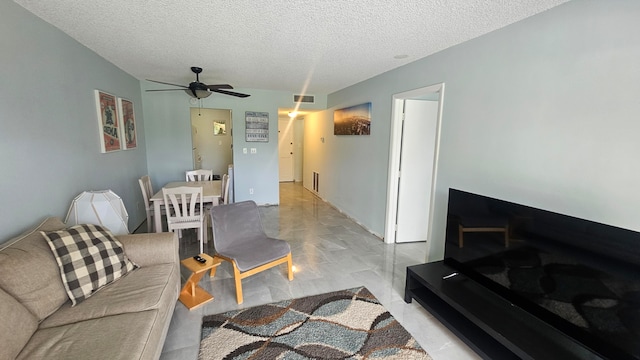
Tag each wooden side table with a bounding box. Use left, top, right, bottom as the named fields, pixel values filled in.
left=179, top=253, right=222, bottom=310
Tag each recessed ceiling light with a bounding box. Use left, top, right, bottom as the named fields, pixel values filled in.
left=394, top=54, right=409, bottom=59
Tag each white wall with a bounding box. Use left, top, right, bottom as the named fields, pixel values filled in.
left=142, top=86, right=326, bottom=206
left=308, top=0, right=640, bottom=260
left=0, top=1, right=148, bottom=242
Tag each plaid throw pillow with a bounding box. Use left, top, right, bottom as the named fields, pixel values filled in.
left=41, top=224, right=138, bottom=306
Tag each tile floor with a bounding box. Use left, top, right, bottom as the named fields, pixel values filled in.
left=159, top=182, right=479, bottom=360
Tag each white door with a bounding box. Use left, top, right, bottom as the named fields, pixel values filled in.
left=395, top=99, right=439, bottom=242
left=278, top=119, right=294, bottom=182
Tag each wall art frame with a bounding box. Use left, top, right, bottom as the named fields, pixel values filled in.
left=95, top=90, right=121, bottom=152
left=118, top=97, right=137, bottom=150
left=245, top=111, right=269, bottom=142
left=214, top=120, right=227, bottom=135
left=334, top=102, right=372, bottom=135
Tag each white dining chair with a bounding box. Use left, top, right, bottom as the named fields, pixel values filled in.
left=162, top=186, right=205, bottom=253
left=219, top=174, right=230, bottom=205
left=138, top=175, right=165, bottom=232
left=186, top=169, right=213, bottom=182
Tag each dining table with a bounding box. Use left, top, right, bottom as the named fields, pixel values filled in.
left=150, top=180, right=221, bottom=234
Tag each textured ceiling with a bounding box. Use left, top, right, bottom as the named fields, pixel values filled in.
left=14, top=0, right=570, bottom=94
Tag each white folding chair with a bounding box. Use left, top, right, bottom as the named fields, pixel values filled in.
left=186, top=169, right=213, bottom=182
left=162, top=186, right=205, bottom=253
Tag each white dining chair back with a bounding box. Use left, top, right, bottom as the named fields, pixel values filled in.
left=219, top=174, right=230, bottom=204
left=162, top=186, right=205, bottom=253
left=138, top=175, right=155, bottom=232
left=186, top=169, right=213, bottom=182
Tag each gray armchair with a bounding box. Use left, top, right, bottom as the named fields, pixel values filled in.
left=210, top=201, right=293, bottom=304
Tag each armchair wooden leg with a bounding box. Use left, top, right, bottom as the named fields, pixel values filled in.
left=232, top=264, right=243, bottom=304
left=286, top=253, right=294, bottom=281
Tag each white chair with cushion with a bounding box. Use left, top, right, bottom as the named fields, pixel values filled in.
left=186, top=169, right=213, bottom=182
left=210, top=201, right=293, bottom=304
left=162, top=186, right=205, bottom=253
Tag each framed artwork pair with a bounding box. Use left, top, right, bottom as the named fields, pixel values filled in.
left=94, top=90, right=138, bottom=153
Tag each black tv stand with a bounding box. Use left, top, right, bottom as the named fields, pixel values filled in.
left=405, top=261, right=603, bottom=360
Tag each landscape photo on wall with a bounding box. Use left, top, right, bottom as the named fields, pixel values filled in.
left=334, top=102, right=371, bottom=135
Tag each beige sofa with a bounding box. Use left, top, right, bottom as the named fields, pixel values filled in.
left=0, top=217, right=180, bottom=360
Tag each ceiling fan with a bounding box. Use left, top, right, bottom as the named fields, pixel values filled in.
left=146, top=67, right=250, bottom=99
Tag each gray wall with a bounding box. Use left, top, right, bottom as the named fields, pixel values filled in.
left=318, top=0, right=640, bottom=260
left=0, top=1, right=148, bottom=242
left=142, top=85, right=326, bottom=205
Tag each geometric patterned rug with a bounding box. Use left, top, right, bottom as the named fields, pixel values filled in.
left=199, top=287, right=431, bottom=359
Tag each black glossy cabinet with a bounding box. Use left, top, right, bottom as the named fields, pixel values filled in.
left=405, top=261, right=603, bottom=360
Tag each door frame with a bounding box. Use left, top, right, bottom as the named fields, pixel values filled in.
left=190, top=108, right=233, bottom=175
left=384, top=83, right=445, bottom=245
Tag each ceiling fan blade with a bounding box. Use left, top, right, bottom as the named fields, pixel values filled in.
left=207, top=84, right=234, bottom=90
left=146, top=79, right=188, bottom=88
left=145, top=89, right=185, bottom=92
left=212, top=89, right=251, bottom=98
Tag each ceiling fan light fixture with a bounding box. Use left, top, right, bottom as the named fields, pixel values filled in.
left=185, top=89, right=212, bottom=99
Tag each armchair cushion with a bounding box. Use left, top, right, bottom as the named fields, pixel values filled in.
left=220, top=236, right=291, bottom=272
left=41, top=224, right=138, bottom=306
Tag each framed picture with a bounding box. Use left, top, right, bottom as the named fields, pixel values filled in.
left=94, top=90, right=121, bottom=152
left=118, top=97, right=137, bottom=150
left=334, top=102, right=372, bottom=135
left=245, top=111, right=269, bottom=142
left=214, top=121, right=226, bottom=135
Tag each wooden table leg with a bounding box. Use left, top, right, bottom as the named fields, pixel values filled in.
left=179, top=271, right=213, bottom=310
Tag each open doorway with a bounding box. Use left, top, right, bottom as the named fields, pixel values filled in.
left=384, top=84, right=445, bottom=245
left=190, top=108, right=233, bottom=178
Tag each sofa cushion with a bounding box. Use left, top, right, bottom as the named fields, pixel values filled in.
left=0, top=287, right=38, bottom=360
left=0, top=217, right=69, bottom=321
left=41, top=224, right=138, bottom=306
left=40, top=263, right=179, bottom=329
left=17, top=310, right=160, bottom=360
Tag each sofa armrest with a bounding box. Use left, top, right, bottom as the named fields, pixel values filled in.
left=117, top=232, right=179, bottom=268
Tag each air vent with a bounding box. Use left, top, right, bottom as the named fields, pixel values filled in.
left=313, top=172, right=319, bottom=192
left=294, top=94, right=315, bottom=103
